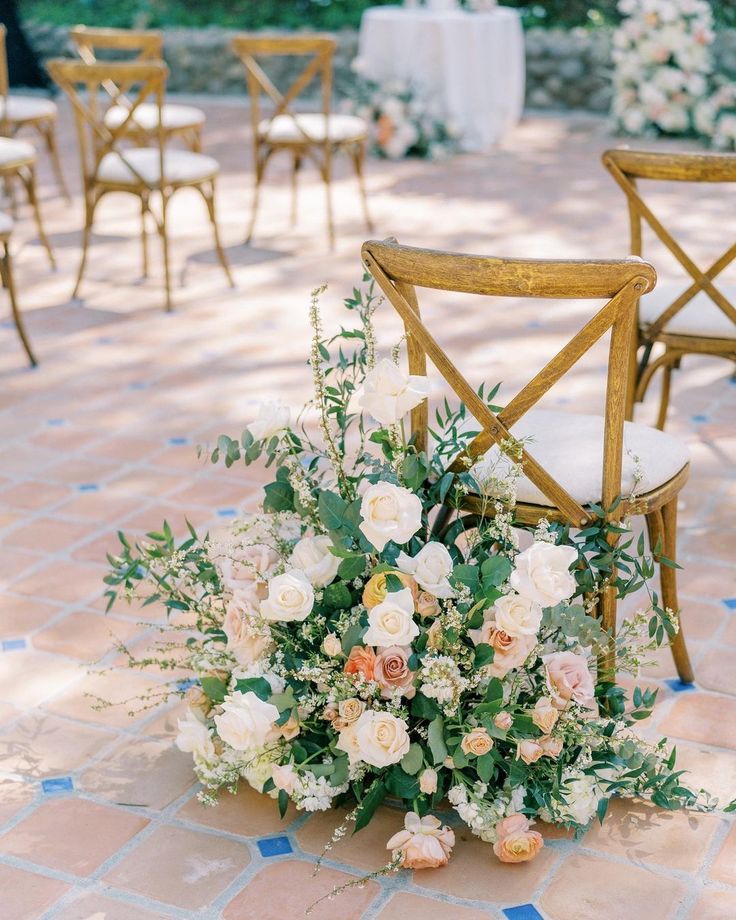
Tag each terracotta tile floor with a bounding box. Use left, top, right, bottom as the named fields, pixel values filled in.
left=0, top=96, right=735, bottom=919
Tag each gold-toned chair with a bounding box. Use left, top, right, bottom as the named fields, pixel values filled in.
left=362, top=239, right=694, bottom=684
left=0, top=212, right=37, bottom=366
left=0, top=134, right=55, bottom=270
left=47, top=58, right=233, bottom=311
left=0, top=25, right=69, bottom=201
left=603, top=148, right=736, bottom=429
left=69, top=26, right=205, bottom=153
left=230, top=34, right=373, bottom=249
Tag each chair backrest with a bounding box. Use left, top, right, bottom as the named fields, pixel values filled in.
left=70, top=26, right=164, bottom=63
left=603, top=148, right=736, bottom=337
left=230, top=34, right=335, bottom=146
left=361, top=239, right=657, bottom=528
left=47, top=58, right=167, bottom=189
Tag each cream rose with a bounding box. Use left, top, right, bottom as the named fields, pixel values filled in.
left=334, top=722, right=362, bottom=764
left=322, top=633, right=342, bottom=657
left=493, top=592, right=543, bottom=638
left=218, top=543, right=279, bottom=603
left=386, top=813, right=455, bottom=869
left=561, top=776, right=602, bottom=825
left=509, top=541, right=578, bottom=608
left=363, top=588, right=420, bottom=648
left=461, top=727, right=494, bottom=757
left=333, top=697, right=365, bottom=730
left=247, top=399, right=290, bottom=441
left=214, top=690, right=279, bottom=752
left=176, top=709, right=215, bottom=762
left=354, top=710, right=410, bottom=767
left=358, top=358, right=429, bottom=426
left=359, top=482, right=423, bottom=551
left=416, top=591, right=440, bottom=619
left=419, top=768, right=438, bottom=795
left=290, top=534, right=340, bottom=588
left=260, top=569, right=314, bottom=623
left=397, top=542, right=454, bottom=598
left=532, top=697, right=559, bottom=734
left=468, top=618, right=536, bottom=678
left=222, top=601, right=273, bottom=665
left=271, top=763, right=298, bottom=795
left=543, top=651, right=597, bottom=714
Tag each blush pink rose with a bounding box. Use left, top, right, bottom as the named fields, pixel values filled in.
left=387, top=813, right=455, bottom=869
left=543, top=651, right=597, bottom=715
left=516, top=739, right=544, bottom=764
left=469, top=621, right=536, bottom=678
left=374, top=646, right=416, bottom=699
left=493, top=813, right=544, bottom=864
left=219, top=543, right=279, bottom=602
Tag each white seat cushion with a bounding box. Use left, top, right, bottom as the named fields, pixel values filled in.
left=639, top=283, right=736, bottom=340
left=104, top=102, right=205, bottom=133
left=0, top=137, right=36, bottom=167
left=96, top=148, right=219, bottom=186
left=257, top=113, right=368, bottom=144
left=471, top=408, right=689, bottom=506
left=0, top=212, right=14, bottom=234
left=0, top=95, right=57, bottom=122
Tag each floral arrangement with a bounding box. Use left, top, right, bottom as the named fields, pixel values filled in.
left=347, top=64, right=459, bottom=160
left=105, top=280, right=715, bottom=891
left=612, top=0, right=714, bottom=137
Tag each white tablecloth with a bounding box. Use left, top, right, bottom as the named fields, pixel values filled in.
left=357, top=5, right=525, bottom=152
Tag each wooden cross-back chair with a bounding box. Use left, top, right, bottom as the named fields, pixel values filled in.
left=230, top=34, right=373, bottom=248
left=362, top=239, right=694, bottom=684
left=47, top=58, right=233, bottom=311
left=69, top=26, right=205, bottom=153
left=603, top=148, right=736, bottom=429
left=0, top=23, right=69, bottom=200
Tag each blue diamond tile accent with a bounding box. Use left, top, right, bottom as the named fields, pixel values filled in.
left=503, top=906, right=544, bottom=920
left=723, top=598, right=736, bottom=611
left=168, top=436, right=189, bottom=445
left=77, top=483, right=99, bottom=492
left=217, top=507, right=237, bottom=518
left=46, top=418, right=66, bottom=427
left=176, top=678, right=197, bottom=692
left=97, top=336, right=113, bottom=344
left=128, top=382, right=149, bottom=391
left=257, top=836, right=293, bottom=857
left=527, top=320, right=543, bottom=329
left=691, top=414, right=709, bottom=423
left=42, top=777, right=74, bottom=794
left=0, top=319, right=13, bottom=328
left=2, top=638, right=27, bottom=651
left=665, top=678, right=696, bottom=692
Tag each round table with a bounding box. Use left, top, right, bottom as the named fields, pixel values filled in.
left=357, top=5, right=525, bottom=152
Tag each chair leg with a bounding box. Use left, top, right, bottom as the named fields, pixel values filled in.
left=1, top=239, right=36, bottom=366
left=190, top=127, right=203, bottom=154
left=201, top=181, right=234, bottom=289
left=322, top=154, right=335, bottom=251
left=72, top=192, right=97, bottom=300
left=140, top=193, right=150, bottom=279
left=353, top=141, right=374, bottom=233
left=290, top=153, right=301, bottom=227
left=39, top=120, right=71, bottom=202
left=597, top=583, right=618, bottom=685
left=4, top=174, right=18, bottom=217
left=246, top=155, right=265, bottom=244
left=645, top=501, right=694, bottom=684
left=656, top=358, right=673, bottom=430
left=20, top=165, right=55, bottom=269
left=159, top=193, right=173, bottom=312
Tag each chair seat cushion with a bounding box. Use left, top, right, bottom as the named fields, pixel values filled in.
left=470, top=408, right=689, bottom=506
left=104, top=102, right=205, bottom=132
left=0, top=95, right=57, bottom=122
left=0, top=137, right=36, bottom=167
left=0, top=212, right=14, bottom=235
left=257, top=113, right=368, bottom=144
left=97, top=148, right=219, bottom=186
left=640, top=283, right=736, bottom=340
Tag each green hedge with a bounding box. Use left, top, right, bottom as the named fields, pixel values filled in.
left=17, top=0, right=736, bottom=31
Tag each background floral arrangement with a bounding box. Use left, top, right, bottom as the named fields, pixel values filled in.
left=105, top=280, right=715, bottom=895
left=347, top=66, right=459, bottom=160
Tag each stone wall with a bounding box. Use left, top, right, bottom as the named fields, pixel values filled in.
left=22, top=21, right=736, bottom=113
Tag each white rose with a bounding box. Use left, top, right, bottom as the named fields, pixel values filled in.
left=560, top=775, right=602, bottom=826
left=322, top=633, right=342, bottom=657
left=359, top=481, right=423, bottom=551
left=335, top=722, right=362, bottom=764
left=492, top=592, right=543, bottom=638
left=247, top=400, right=290, bottom=442
left=176, top=709, right=215, bottom=763
left=223, top=598, right=273, bottom=665
left=358, top=358, right=429, bottom=426
left=260, top=569, right=314, bottom=622
left=214, top=690, right=279, bottom=752
left=397, top=542, right=454, bottom=598
left=363, top=587, right=420, bottom=648
left=509, top=542, right=578, bottom=608
left=353, top=710, right=410, bottom=767
left=290, top=534, right=340, bottom=588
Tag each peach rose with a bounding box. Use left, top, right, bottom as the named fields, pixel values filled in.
left=543, top=651, right=597, bottom=714
left=362, top=570, right=418, bottom=609
left=461, top=727, right=494, bottom=757
left=387, top=813, right=455, bottom=869
left=322, top=704, right=338, bottom=722
left=374, top=646, right=416, bottom=699
left=184, top=686, right=211, bottom=720
left=344, top=645, right=376, bottom=681
left=516, top=739, right=544, bottom=764
left=426, top=619, right=443, bottom=650
left=468, top=621, right=536, bottom=678
left=532, top=697, right=559, bottom=734
left=494, top=711, right=513, bottom=731
left=333, top=697, right=365, bottom=730
left=493, top=814, right=544, bottom=864
left=416, top=591, right=440, bottom=619
left=540, top=735, right=563, bottom=758
left=279, top=713, right=300, bottom=741
left=419, top=768, right=438, bottom=794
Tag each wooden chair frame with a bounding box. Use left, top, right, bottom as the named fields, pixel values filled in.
left=230, top=34, right=373, bottom=248
left=362, top=238, right=693, bottom=683
left=69, top=26, right=203, bottom=153
left=603, top=148, right=736, bottom=428
left=47, top=58, right=232, bottom=311
left=0, top=223, right=36, bottom=366
left=0, top=24, right=69, bottom=201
